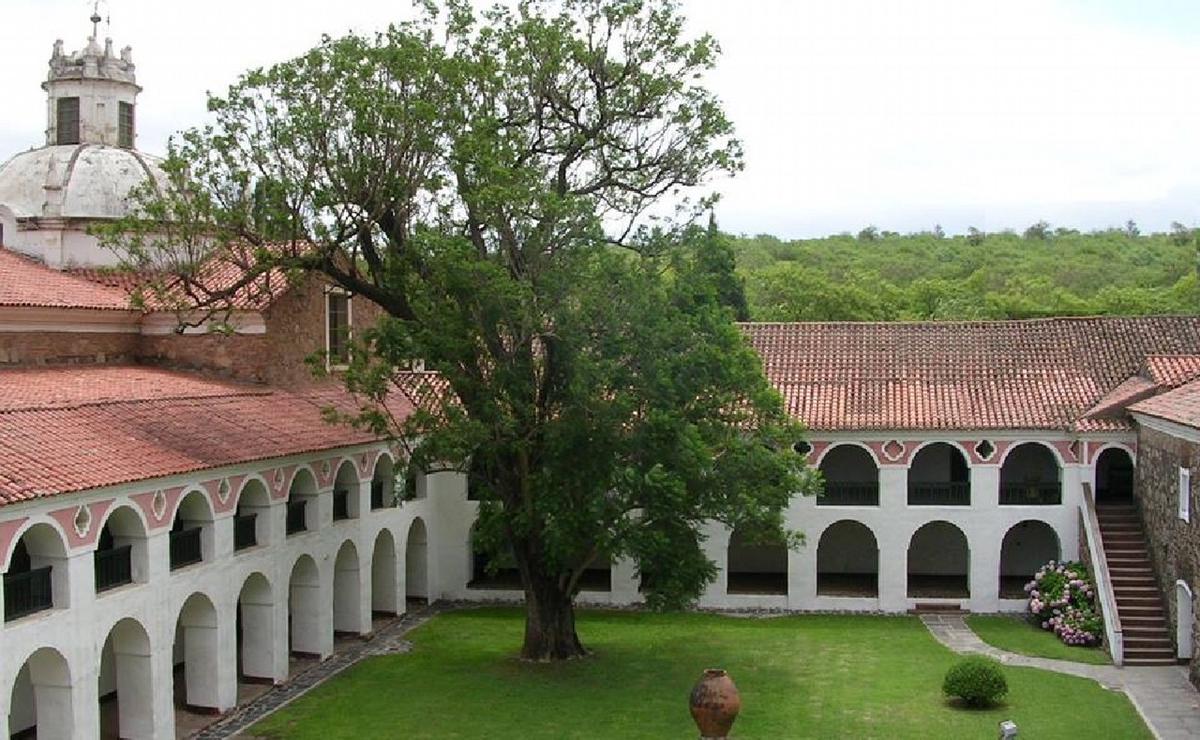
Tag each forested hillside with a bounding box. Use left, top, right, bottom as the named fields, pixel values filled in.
left=732, top=224, right=1199, bottom=322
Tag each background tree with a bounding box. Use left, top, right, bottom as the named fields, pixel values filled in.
left=692, top=213, right=750, bottom=321
left=109, top=0, right=811, bottom=661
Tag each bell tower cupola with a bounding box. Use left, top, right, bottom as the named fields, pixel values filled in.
left=42, top=7, right=141, bottom=148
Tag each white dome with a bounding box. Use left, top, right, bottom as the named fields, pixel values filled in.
left=0, top=144, right=166, bottom=220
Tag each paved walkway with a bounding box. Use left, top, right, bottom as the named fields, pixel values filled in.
left=920, top=614, right=1200, bottom=739
left=192, top=603, right=445, bottom=739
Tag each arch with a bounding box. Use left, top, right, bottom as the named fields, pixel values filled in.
left=333, top=460, right=360, bottom=521
left=237, top=572, right=276, bottom=682
left=908, top=442, right=971, bottom=506
left=98, top=617, right=153, bottom=739
left=1000, top=443, right=1062, bottom=505
left=1096, top=447, right=1135, bottom=504
left=286, top=467, right=319, bottom=535
left=288, top=554, right=325, bottom=656
left=405, top=518, right=429, bottom=603
left=907, top=521, right=969, bottom=598
left=173, top=591, right=221, bottom=711
left=818, top=445, right=880, bottom=506
left=4, top=522, right=69, bottom=621
left=817, top=520, right=878, bottom=596
left=1177, top=580, right=1194, bottom=660
left=333, top=540, right=365, bottom=634
left=370, top=454, right=396, bottom=511
left=170, top=489, right=213, bottom=568
left=727, top=527, right=788, bottom=595
left=8, top=646, right=74, bottom=738
left=999, top=520, right=1060, bottom=597
left=814, top=440, right=880, bottom=468
left=95, top=504, right=148, bottom=592
left=371, top=529, right=400, bottom=615
left=235, top=478, right=272, bottom=551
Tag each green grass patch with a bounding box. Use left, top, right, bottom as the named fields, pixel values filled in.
left=968, top=615, right=1112, bottom=666
left=253, top=608, right=1144, bottom=739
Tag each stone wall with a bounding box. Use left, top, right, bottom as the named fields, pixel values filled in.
left=1134, top=424, right=1200, bottom=686
left=0, top=331, right=137, bottom=366
left=137, top=275, right=385, bottom=387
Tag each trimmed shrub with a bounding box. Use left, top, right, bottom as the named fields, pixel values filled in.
left=942, top=656, right=1008, bottom=708
left=1026, top=560, right=1103, bottom=646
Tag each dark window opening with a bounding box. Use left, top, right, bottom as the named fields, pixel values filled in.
left=286, top=499, right=308, bottom=535
left=233, top=513, right=257, bottom=551
left=4, top=540, right=53, bottom=621
left=333, top=489, right=350, bottom=521
left=118, top=101, right=134, bottom=148
left=327, top=292, right=350, bottom=366
left=56, top=97, right=80, bottom=145
left=168, top=519, right=202, bottom=570
left=94, top=526, right=132, bottom=592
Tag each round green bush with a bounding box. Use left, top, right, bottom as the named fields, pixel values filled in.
left=942, top=656, right=1008, bottom=707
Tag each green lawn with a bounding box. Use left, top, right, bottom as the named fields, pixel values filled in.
left=967, top=615, right=1112, bottom=665
left=253, top=608, right=1147, bottom=739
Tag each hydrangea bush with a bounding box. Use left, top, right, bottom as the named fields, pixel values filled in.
left=1025, top=560, right=1103, bottom=646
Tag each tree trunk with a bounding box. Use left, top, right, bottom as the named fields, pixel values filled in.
left=521, top=573, right=588, bottom=661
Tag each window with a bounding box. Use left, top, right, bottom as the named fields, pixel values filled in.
left=1180, top=466, right=1192, bottom=523
left=326, top=290, right=351, bottom=368
left=56, top=97, right=80, bottom=145
left=118, top=101, right=134, bottom=148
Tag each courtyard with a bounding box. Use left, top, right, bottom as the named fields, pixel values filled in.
left=247, top=608, right=1151, bottom=739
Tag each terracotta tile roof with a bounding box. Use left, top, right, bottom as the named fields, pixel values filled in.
left=0, top=365, right=413, bottom=504
left=1142, top=355, right=1200, bottom=389
left=69, top=247, right=294, bottom=312
left=0, top=248, right=133, bottom=311
left=1129, top=378, right=1200, bottom=430
left=742, top=317, right=1200, bottom=432
left=0, top=365, right=266, bottom=412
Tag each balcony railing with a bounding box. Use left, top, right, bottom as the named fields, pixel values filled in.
left=333, top=490, right=350, bottom=521
left=818, top=482, right=880, bottom=506
left=4, top=566, right=53, bottom=621
left=169, top=527, right=203, bottom=570
left=286, top=500, right=308, bottom=535
left=234, top=513, right=258, bottom=551
left=1000, top=483, right=1061, bottom=506
left=908, top=481, right=971, bottom=506
left=94, top=545, right=133, bottom=592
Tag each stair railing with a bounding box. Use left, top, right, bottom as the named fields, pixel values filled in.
left=1080, top=482, right=1123, bottom=666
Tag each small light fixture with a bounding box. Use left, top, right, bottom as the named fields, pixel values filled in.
left=998, top=720, right=1018, bottom=738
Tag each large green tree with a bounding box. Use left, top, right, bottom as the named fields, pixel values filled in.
left=110, top=0, right=812, bottom=660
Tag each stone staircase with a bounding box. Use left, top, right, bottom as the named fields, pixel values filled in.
left=1096, top=503, right=1176, bottom=666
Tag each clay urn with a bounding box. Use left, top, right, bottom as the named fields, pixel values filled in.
left=689, top=668, right=742, bottom=739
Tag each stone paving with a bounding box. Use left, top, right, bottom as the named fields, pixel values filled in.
left=920, top=614, right=1200, bottom=740
left=192, top=603, right=444, bottom=739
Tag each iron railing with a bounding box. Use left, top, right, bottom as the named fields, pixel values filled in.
left=818, top=482, right=880, bottom=506
left=4, top=566, right=52, bottom=621
left=999, top=483, right=1061, bottom=506
left=169, top=527, right=202, bottom=570
left=286, top=500, right=308, bottom=535
left=94, top=545, right=132, bottom=592
left=234, top=513, right=258, bottom=551
left=333, top=490, right=350, bottom=521
left=908, top=481, right=971, bottom=506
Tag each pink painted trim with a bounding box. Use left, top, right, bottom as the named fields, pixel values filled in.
left=868, top=440, right=914, bottom=465
left=130, top=487, right=185, bottom=530
left=356, top=450, right=380, bottom=478
left=272, top=465, right=299, bottom=500
left=47, top=499, right=115, bottom=548
left=315, top=458, right=337, bottom=488
left=806, top=441, right=831, bottom=465
left=0, top=517, right=30, bottom=570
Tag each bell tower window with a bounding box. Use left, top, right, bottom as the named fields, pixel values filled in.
left=326, top=290, right=352, bottom=369
left=118, top=102, right=134, bottom=148
left=56, top=97, right=80, bottom=145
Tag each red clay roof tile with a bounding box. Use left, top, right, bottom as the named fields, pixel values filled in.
left=0, top=248, right=133, bottom=311
left=0, top=365, right=413, bottom=503
left=742, top=317, right=1200, bottom=431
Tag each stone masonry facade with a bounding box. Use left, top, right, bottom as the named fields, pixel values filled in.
left=1134, top=424, right=1200, bottom=687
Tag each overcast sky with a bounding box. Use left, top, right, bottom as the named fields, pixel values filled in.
left=2, top=0, right=1198, bottom=238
